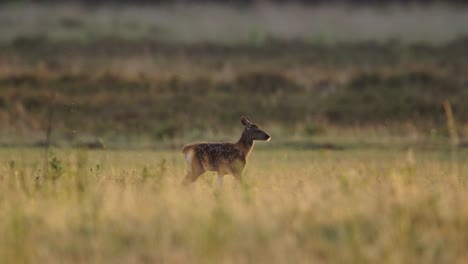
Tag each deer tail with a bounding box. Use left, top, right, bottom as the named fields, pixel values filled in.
left=181, top=144, right=194, bottom=154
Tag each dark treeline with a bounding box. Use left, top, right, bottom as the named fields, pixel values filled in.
left=1, top=39, right=467, bottom=142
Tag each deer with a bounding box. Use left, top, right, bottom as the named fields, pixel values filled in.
left=181, top=116, right=270, bottom=187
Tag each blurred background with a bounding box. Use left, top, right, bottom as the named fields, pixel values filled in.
left=0, top=0, right=467, bottom=149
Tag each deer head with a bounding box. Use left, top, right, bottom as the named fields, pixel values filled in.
left=241, top=116, right=271, bottom=141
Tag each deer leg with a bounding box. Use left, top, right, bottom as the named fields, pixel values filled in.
left=182, top=151, right=205, bottom=185
left=182, top=159, right=205, bottom=185
left=232, top=171, right=243, bottom=184
left=217, top=173, right=224, bottom=189
left=182, top=169, right=204, bottom=185
left=231, top=162, right=244, bottom=184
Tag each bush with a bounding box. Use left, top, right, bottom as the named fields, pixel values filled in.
left=230, top=72, right=302, bottom=94
left=323, top=71, right=468, bottom=123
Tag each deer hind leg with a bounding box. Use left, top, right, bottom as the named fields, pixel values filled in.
left=182, top=168, right=204, bottom=185
left=217, top=173, right=224, bottom=189
left=182, top=149, right=205, bottom=185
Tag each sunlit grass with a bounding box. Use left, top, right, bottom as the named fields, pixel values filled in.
left=0, top=147, right=467, bottom=263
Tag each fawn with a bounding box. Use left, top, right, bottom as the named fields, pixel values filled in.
left=181, top=116, right=270, bottom=187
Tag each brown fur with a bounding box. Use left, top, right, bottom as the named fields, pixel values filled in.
left=181, top=116, right=270, bottom=185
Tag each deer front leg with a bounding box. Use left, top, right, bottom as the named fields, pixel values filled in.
left=231, top=161, right=245, bottom=184
left=232, top=171, right=243, bottom=183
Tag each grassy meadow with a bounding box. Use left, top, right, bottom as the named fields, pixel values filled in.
left=1, top=2, right=468, bottom=263
left=1, top=147, right=468, bottom=263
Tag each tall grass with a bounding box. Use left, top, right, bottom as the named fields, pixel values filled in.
left=0, top=148, right=467, bottom=263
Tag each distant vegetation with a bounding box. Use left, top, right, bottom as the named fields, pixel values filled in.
left=1, top=3, right=468, bottom=45
left=0, top=3, right=467, bottom=146
left=1, top=39, right=467, bottom=145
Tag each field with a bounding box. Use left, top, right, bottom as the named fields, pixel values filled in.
left=1, top=2, right=468, bottom=263
left=0, top=146, right=467, bottom=263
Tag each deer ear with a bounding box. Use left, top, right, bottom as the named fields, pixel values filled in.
left=241, top=116, right=252, bottom=126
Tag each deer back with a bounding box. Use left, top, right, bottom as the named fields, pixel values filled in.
left=182, top=142, right=247, bottom=173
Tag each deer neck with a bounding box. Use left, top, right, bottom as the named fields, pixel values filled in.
left=236, top=131, right=254, bottom=157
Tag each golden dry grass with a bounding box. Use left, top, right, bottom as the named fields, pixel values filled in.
left=0, top=147, right=467, bottom=263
